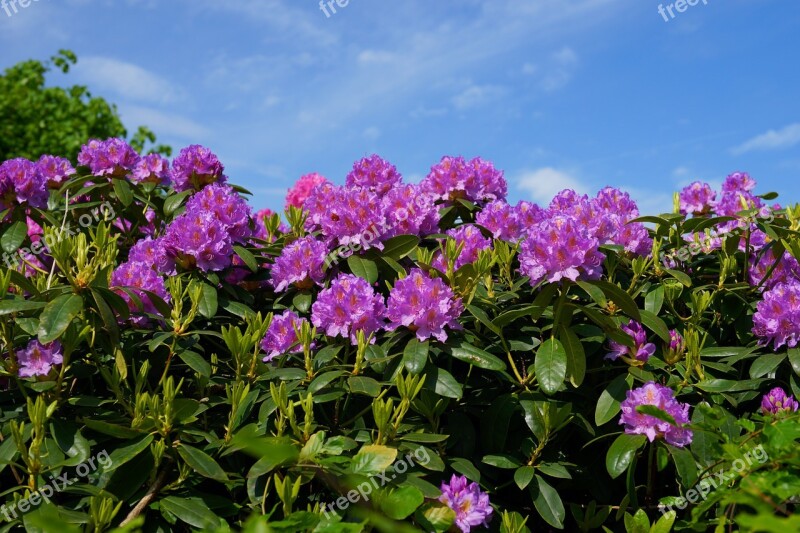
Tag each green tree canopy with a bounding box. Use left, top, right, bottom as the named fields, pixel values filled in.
left=0, top=49, right=169, bottom=161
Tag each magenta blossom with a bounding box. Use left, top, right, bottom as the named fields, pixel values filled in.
left=679, top=182, right=716, bottom=215
left=0, top=158, right=48, bottom=209
left=619, top=382, right=693, bottom=447
left=380, top=184, right=440, bottom=238
left=438, top=475, right=493, bottom=533
left=760, top=387, right=799, bottom=415
left=752, top=281, right=800, bottom=349
left=77, top=138, right=140, bottom=178
left=345, top=155, right=402, bottom=196
left=17, top=340, right=63, bottom=377
left=606, top=320, right=656, bottom=364
left=476, top=200, right=523, bottom=241
left=131, top=153, right=171, bottom=185
left=270, top=236, right=329, bottom=292
left=386, top=269, right=464, bottom=342
left=421, top=155, right=507, bottom=205
left=110, top=260, right=170, bottom=325
left=170, top=145, right=226, bottom=192
left=287, top=172, right=329, bottom=210
left=36, top=155, right=76, bottom=188
left=432, top=225, right=492, bottom=272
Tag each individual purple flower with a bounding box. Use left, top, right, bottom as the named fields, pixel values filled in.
left=36, top=155, right=76, bottom=189
left=514, top=200, right=546, bottom=231
left=619, top=382, right=693, bottom=447
left=594, top=187, right=640, bottom=220
left=519, top=214, right=605, bottom=286
left=748, top=248, right=800, bottom=290
left=345, top=155, right=402, bottom=196
left=476, top=200, right=523, bottom=241
left=131, top=153, right=171, bottom=185
left=77, top=138, right=140, bottom=177
left=421, top=156, right=507, bottom=205
left=287, top=172, right=329, bottom=209
left=170, top=145, right=226, bottom=192
left=438, top=474, right=493, bottom=533
left=432, top=225, right=492, bottom=272
left=615, top=222, right=653, bottom=256
left=270, top=236, right=329, bottom=292
left=111, top=260, right=170, bottom=325
left=128, top=237, right=173, bottom=274
left=722, top=172, right=756, bottom=193
left=664, top=329, right=685, bottom=364
left=380, top=184, right=440, bottom=238
left=311, top=273, right=385, bottom=344
left=679, top=182, right=716, bottom=215
left=185, top=183, right=253, bottom=242
left=606, top=320, right=656, bottom=364
left=17, top=340, right=63, bottom=377
left=386, top=269, right=464, bottom=342
left=261, top=310, right=312, bottom=361
left=752, top=281, right=800, bottom=349
left=162, top=211, right=233, bottom=272
left=318, top=186, right=385, bottom=250
left=303, top=181, right=337, bottom=231
left=760, top=387, right=800, bottom=415
left=0, top=158, right=48, bottom=208
left=714, top=189, right=763, bottom=218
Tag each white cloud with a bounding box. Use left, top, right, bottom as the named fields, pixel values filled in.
left=540, top=47, right=579, bottom=92
left=731, top=123, right=800, bottom=155
left=358, top=50, right=396, bottom=65
left=119, top=105, right=211, bottom=141
left=516, top=167, right=590, bottom=203
left=74, top=57, right=182, bottom=104
left=452, top=85, right=505, bottom=110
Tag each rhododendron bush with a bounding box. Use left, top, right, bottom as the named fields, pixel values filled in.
left=1, top=141, right=799, bottom=532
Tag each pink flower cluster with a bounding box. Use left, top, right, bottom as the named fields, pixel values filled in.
left=286, top=172, right=329, bottom=209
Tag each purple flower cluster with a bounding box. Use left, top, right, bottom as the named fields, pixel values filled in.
left=171, top=145, right=226, bottom=192
left=131, top=153, right=171, bottom=185
left=475, top=201, right=524, bottom=241
left=270, top=236, right=329, bottom=292
left=311, top=274, right=385, bottom=344
left=438, top=474, right=493, bottom=533
left=345, top=155, right=402, bottom=196
left=78, top=138, right=139, bottom=177
left=760, top=387, right=799, bottom=415
left=36, top=155, right=76, bottom=189
left=186, top=184, right=253, bottom=242
left=519, top=214, right=605, bottom=286
left=261, top=310, right=311, bottom=361
left=0, top=158, right=48, bottom=209
left=606, top=320, right=656, bottom=364
left=110, top=259, right=170, bottom=325
left=16, top=340, right=63, bottom=377
left=619, top=382, right=693, bottom=447
left=433, top=225, right=492, bottom=272
left=752, top=281, right=800, bottom=349
left=421, top=156, right=507, bottom=205
left=311, top=185, right=385, bottom=250
left=749, top=248, right=800, bottom=290
left=679, top=181, right=716, bottom=215
left=287, top=172, right=329, bottom=209
left=380, top=184, right=440, bottom=238
left=387, top=269, right=464, bottom=342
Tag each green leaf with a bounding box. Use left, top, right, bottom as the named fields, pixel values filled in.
left=482, top=454, right=521, bottom=469
left=749, top=353, right=787, bottom=379
left=638, top=309, right=671, bottom=342
left=351, top=444, right=398, bottom=475
left=234, top=245, right=258, bottom=272
left=0, top=299, right=47, bottom=316
left=381, top=486, right=425, bottom=520
left=37, top=293, right=83, bottom=343
left=177, top=444, right=229, bottom=481
left=535, top=338, right=567, bottom=395
left=652, top=511, right=677, bottom=533
left=348, top=376, right=382, bottom=397
left=560, top=325, right=586, bottom=387
left=588, top=281, right=641, bottom=321
left=197, top=283, right=218, bottom=318
left=595, top=374, right=631, bottom=426
left=177, top=350, right=212, bottom=378
left=789, top=348, right=800, bottom=377
left=644, top=285, right=665, bottom=315
left=466, top=305, right=502, bottom=336
left=159, top=496, right=224, bottom=530
left=606, top=434, right=646, bottom=479
left=426, top=367, right=463, bottom=400
left=635, top=405, right=677, bottom=426
left=415, top=503, right=456, bottom=533
left=450, top=342, right=506, bottom=371
left=403, top=338, right=429, bottom=375
left=664, top=268, right=692, bottom=287
left=104, top=434, right=155, bottom=472
left=163, top=190, right=193, bottom=216
left=381, top=235, right=419, bottom=260
left=112, top=179, right=134, bottom=206
left=577, top=280, right=607, bottom=308
left=1, top=220, right=27, bottom=253
left=531, top=475, right=565, bottom=529
left=514, top=466, right=535, bottom=489
left=347, top=255, right=379, bottom=284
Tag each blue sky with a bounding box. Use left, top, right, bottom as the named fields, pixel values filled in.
left=2, top=0, right=799, bottom=213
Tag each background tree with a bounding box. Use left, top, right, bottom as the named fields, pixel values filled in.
left=0, top=49, right=169, bottom=161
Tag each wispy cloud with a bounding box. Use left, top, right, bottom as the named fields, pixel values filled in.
left=516, top=167, right=590, bottom=204
left=118, top=105, right=212, bottom=141
left=73, top=57, right=183, bottom=104
left=452, top=85, right=505, bottom=110
left=731, top=123, right=800, bottom=155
